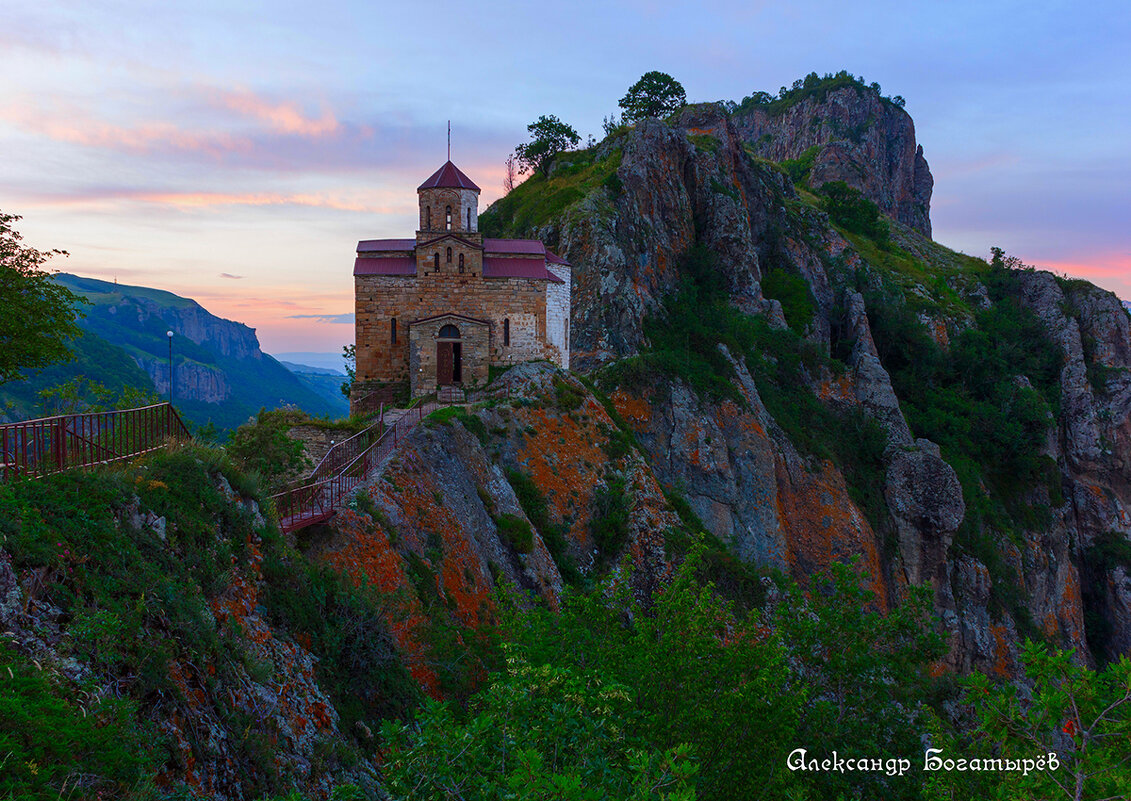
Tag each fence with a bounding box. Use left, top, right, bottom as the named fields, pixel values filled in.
left=0, top=403, right=191, bottom=481
left=273, top=401, right=438, bottom=533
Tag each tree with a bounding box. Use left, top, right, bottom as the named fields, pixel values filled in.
left=618, top=72, right=687, bottom=122
left=340, top=343, right=355, bottom=398
left=513, top=115, right=580, bottom=178
left=957, top=641, right=1131, bottom=801
left=503, top=154, right=517, bottom=194
left=0, top=211, right=83, bottom=384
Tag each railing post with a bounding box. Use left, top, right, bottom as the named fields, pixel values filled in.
left=54, top=418, right=65, bottom=472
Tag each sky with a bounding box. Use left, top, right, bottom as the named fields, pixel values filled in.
left=3, top=0, right=1129, bottom=358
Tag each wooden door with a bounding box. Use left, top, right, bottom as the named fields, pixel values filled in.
left=437, top=342, right=454, bottom=385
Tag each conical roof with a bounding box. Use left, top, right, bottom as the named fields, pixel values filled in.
left=418, top=160, right=480, bottom=191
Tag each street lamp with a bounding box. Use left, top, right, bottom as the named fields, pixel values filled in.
left=166, top=331, right=174, bottom=405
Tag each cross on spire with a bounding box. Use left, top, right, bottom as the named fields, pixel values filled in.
left=447, top=121, right=451, bottom=161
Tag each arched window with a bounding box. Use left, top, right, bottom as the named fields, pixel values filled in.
left=458, top=253, right=465, bottom=272
left=446, top=246, right=452, bottom=263
left=503, top=318, right=510, bottom=346
left=391, top=317, right=397, bottom=344
left=425, top=206, right=431, bottom=229
left=433, top=253, right=440, bottom=270
left=439, top=324, right=460, bottom=339
left=445, top=205, right=452, bottom=230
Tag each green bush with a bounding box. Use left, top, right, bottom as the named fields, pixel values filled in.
left=819, top=181, right=889, bottom=243
left=590, top=474, right=629, bottom=562
left=505, top=467, right=580, bottom=584
left=760, top=267, right=816, bottom=331
left=494, top=513, right=534, bottom=554
left=226, top=407, right=311, bottom=492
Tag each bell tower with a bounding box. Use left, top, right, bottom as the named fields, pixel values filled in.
left=417, top=161, right=481, bottom=236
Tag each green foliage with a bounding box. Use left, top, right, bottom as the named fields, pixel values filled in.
left=819, top=180, right=889, bottom=243
left=426, top=405, right=489, bottom=446
left=780, top=144, right=819, bottom=184
left=735, top=70, right=903, bottom=117
left=513, top=114, right=581, bottom=178
left=1086, top=530, right=1131, bottom=572
left=506, top=554, right=943, bottom=800
left=553, top=375, right=584, bottom=410
left=480, top=148, right=622, bottom=237
left=0, top=643, right=158, bottom=800
left=0, top=211, right=84, bottom=384
left=260, top=553, right=420, bottom=726
left=494, top=512, right=534, bottom=554
left=759, top=267, right=816, bottom=332
left=590, top=474, right=629, bottom=563
left=36, top=375, right=159, bottom=416
left=772, top=562, right=947, bottom=800
left=956, top=641, right=1131, bottom=801
left=226, top=408, right=312, bottom=492
left=504, top=467, right=581, bottom=584
left=618, top=71, right=688, bottom=122
left=381, top=653, right=698, bottom=800
left=340, top=343, right=355, bottom=398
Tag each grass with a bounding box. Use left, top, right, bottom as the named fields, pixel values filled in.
left=480, top=148, right=623, bottom=237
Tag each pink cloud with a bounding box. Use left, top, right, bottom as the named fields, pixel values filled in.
left=1036, top=254, right=1131, bottom=298
left=7, top=105, right=253, bottom=158
left=209, top=88, right=343, bottom=138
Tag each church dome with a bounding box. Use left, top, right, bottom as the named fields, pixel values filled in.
left=418, top=161, right=480, bottom=192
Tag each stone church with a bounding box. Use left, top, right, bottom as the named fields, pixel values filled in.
left=351, top=160, right=571, bottom=409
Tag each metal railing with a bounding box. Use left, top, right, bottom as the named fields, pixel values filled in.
left=273, top=401, right=438, bottom=534
left=0, top=403, right=191, bottom=481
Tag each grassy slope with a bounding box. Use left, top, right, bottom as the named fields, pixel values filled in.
left=0, top=444, right=417, bottom=799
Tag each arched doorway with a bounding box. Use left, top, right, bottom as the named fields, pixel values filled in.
left=437, top=324, right=462, bottom=385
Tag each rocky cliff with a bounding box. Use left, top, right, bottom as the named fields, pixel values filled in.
left=732, top=79, right=934, bottom=237
left=481, top=100, right=1131, bottom=673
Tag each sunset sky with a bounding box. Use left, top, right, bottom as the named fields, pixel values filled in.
left=3, top=1, right=1128, bottom=358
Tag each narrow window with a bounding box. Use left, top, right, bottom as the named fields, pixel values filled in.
left=445, top=205, right=452, bottom=230
left=446, top=246, right=452, bottom=263
left=425, top=206, right=431, bottom=229
left=433, top=253, right=440, bottom=270
left=391, top=317, right=397, bottom=344
left=564, top=319, right=569, bottom=345
left=467, top=207, right=472, bottom=229
left=458, top=253, right=465, bottom=272
left=503, top=318, right=510, bottom=346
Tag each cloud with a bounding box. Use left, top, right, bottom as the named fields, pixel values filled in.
left=20, top=186, right=408, bottom=214
left=219, top=272, right=243, bottom=279
left=287, top=312, right=355, bottom=324
left=209, top=88, right=344, bottom=138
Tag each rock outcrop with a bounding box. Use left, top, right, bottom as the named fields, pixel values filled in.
left=733, top=85, right=934, bottom=237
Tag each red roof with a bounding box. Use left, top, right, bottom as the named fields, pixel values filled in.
left=354, top=256, right=416, bottom=276
left=483, top=257, right=564, bottom=283
left=484, top=238, right=545, bottom=255
left=357, top=238, right=414, bottom=252
left=418, top=161, right=480, bottom=191
left=546, top=250, right=571, bottom=266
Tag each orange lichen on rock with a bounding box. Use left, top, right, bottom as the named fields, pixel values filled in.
left=775, top=455, right=888, bottom=607
left=989, top=624, right=1014, bottom=678
left=317, top=504, right=441, bottom=697
left=611, top=389, right=653, bottom=428
left=516, top=403, right=613, bottom=550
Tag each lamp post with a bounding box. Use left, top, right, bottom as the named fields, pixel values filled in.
left=166, top=330, right=174, bottom=405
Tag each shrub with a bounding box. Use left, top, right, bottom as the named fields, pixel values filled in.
left=819, top=181, right=889, bottom=243
left=494, top=513, right=534, bottom=554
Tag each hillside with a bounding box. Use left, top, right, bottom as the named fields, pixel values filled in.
left=0, top=275, right=342, bottom=431
left=482, top=94, right=1131, bottom=673
left=5, top=78, right=1131, bottom=800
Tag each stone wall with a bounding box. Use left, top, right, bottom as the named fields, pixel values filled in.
left=408, top=315, right=490, bottom=397
left=418, top=187, right=478, bottom=234
left=354, top=271, right=552, bottom=387
left=545, top=263, right=572, bottom=368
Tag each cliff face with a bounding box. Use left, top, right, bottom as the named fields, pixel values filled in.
left=481, top=102, right=1131, bottom=672
left=44, top=274, right=340, bottom=429
left=733, top=86, right=934, bottom=237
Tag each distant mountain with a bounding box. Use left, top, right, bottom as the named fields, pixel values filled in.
left=279, top=362, right=350, bottom=417
left=272, top=351, right=348, bottom=373
left=278, top=360, right=344, bottom=376
left=0, top=274, right=341, bottom=431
